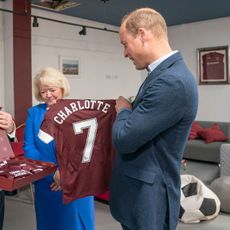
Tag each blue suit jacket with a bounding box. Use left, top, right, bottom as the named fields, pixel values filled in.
left=24, top=104, right=95, bottom=230
left=110, top=52, right=198, bottom=230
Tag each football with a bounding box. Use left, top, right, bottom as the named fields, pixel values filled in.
left=179, top=174, right=220, bottom=223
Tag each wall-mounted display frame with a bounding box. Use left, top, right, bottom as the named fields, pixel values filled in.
left=197, top=46, right=229, bottom=85
left=59, top=56, right=80, bottom=78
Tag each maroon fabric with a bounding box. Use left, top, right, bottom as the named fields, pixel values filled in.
left=11, top=142, right=24, bottom=156
left=95, top=191, right=110, bottom=202
left=16, top=124, right=25, bottom=143
left=40, top=99, right=116, bottom=204
left=198, top=123, right=228, bottom=143
left=188, top=122, right=204, bottom=140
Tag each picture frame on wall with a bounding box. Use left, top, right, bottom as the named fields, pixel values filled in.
left=197, top=46, right=229, bottom=85
left=59, top=56, right=80, bottom=78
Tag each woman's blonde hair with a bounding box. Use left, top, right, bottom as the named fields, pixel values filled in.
left=34, top=67, right=70, bottom=102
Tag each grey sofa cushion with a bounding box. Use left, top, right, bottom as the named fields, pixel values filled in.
left=210, top=176, right=230, bottom=213
left=180, top=160, right=220, bottom=185
left=184, top=140, right=223, bottom=163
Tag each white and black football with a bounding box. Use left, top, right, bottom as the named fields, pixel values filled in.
left=179, top=174, right=220, bottom=223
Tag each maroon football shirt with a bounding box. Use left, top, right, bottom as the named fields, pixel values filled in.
left=38, top=99, right=116, bottom=204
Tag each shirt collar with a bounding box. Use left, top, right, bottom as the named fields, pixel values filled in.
left=147, top=50, right=178, bottom=74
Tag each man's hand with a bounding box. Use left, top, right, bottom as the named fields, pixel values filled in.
left=115, top=96, right=132, bottom=112
left=0, top=111, right=15, bottom=134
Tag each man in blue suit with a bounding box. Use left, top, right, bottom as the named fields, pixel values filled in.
left=109, top=8, right=198, bottom=230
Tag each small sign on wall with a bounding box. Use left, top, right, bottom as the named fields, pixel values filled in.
left=59, top=56, right=80, bottom=78
left=197, top=46, right=229, bottom=85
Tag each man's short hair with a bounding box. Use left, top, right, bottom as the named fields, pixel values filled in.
left=121, top=8, right=168, bottom=39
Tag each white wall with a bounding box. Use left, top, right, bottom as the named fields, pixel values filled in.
left=168, top=17, right=230, bottom=122
left=1, top=6, right=230, bottom=121
left=31, top=9, right=142, bottom=105
left=0, top=1, right=14, bottom=115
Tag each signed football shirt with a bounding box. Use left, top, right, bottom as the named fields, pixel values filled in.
left=38, top=99, right=116, bottom=203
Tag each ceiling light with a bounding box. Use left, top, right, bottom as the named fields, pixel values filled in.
left=79, top=26, right=86, bottom=35
left=32, top=16, right=39, bottom=27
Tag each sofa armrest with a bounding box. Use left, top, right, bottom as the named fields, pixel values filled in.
left=220, top=144, right=230, bottom=176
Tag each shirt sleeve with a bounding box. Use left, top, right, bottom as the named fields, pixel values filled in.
left=38, top=118, right=54, bottom=144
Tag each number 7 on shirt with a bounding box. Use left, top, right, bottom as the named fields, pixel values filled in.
left=73, top=117, right=98, bottom=163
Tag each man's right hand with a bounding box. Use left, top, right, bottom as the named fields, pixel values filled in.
left=115, top=96, right=132, bottom=112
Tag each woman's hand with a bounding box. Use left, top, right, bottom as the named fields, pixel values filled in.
left=50, top=169, right=62, bottom=191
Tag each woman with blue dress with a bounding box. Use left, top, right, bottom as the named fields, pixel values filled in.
left=24, top=67, right=94, bottom=230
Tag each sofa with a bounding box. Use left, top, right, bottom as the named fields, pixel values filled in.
left=181, top=121, right=230, bottom=185
left=181, top=120, right=230, bottom=217
left=184, top=121, right=230, bottom=164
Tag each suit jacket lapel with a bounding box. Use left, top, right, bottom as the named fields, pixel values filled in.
left=133, top=52, right=182, bottom=109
